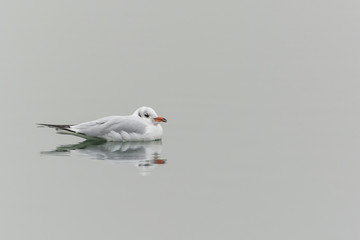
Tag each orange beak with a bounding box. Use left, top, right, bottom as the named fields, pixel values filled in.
left=153, top=117, right=167, bottom=122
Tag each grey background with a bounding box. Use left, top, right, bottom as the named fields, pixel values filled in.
left=1, top=0, right=360, bottom=239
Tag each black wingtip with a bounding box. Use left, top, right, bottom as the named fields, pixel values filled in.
left=36, top=123, right=72, bottom=129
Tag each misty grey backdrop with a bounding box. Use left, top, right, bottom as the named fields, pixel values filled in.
left=1, top=0, right=360, bottom=239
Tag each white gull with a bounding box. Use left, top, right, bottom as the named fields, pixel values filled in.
left=38, top=106, right=167, bottom=141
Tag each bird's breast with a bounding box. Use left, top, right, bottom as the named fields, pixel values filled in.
left=145, top=124, right=163, bottom=140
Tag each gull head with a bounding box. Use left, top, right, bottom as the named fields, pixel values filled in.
left=133, top=106, right=167, bottom=124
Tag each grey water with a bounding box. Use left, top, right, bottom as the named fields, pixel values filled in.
left=41, top=140, right=166, bottom=176
left=1, top=1, right=360, bottom=239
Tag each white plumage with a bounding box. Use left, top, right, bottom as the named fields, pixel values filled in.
left=38, top=106, right=167, bottom=142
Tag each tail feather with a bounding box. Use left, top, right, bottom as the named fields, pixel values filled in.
left=37, top=123, right=104, bottom=141
left=37, top=123, right=75, bottom=132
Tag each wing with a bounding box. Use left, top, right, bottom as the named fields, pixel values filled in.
left=71, top=116, right=147, bottom=138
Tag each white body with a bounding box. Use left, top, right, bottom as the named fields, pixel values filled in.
left=42, top=107, right=167, bottom=142
left=68, top=116, right=163, bottom=141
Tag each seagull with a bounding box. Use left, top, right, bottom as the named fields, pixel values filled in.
left=38, top=106, right=167, bottom=142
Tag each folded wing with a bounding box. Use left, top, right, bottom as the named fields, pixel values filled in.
left=71, top=116, right=147, bottom=138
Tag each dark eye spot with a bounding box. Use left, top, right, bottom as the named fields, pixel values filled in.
left=144, top=113, right=149, bottom=118
left=138, top=112, right=141, bottom=117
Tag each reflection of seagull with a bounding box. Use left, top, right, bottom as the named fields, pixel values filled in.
left=38, top=106, right=167, bottom=141
left=42, top=140, right=166, bottom=176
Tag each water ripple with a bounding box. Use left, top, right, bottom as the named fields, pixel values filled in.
left=41, top=140, right=166, bottom=175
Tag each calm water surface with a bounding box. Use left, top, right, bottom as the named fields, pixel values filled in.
left=1, top=1, right=360, bottom=239
left=41, top=140, right=167, bottom=176
left=1, top=96, right=359, bottom=240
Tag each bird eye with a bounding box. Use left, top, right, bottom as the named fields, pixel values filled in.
left=144, top=113, right=149, bottom=118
